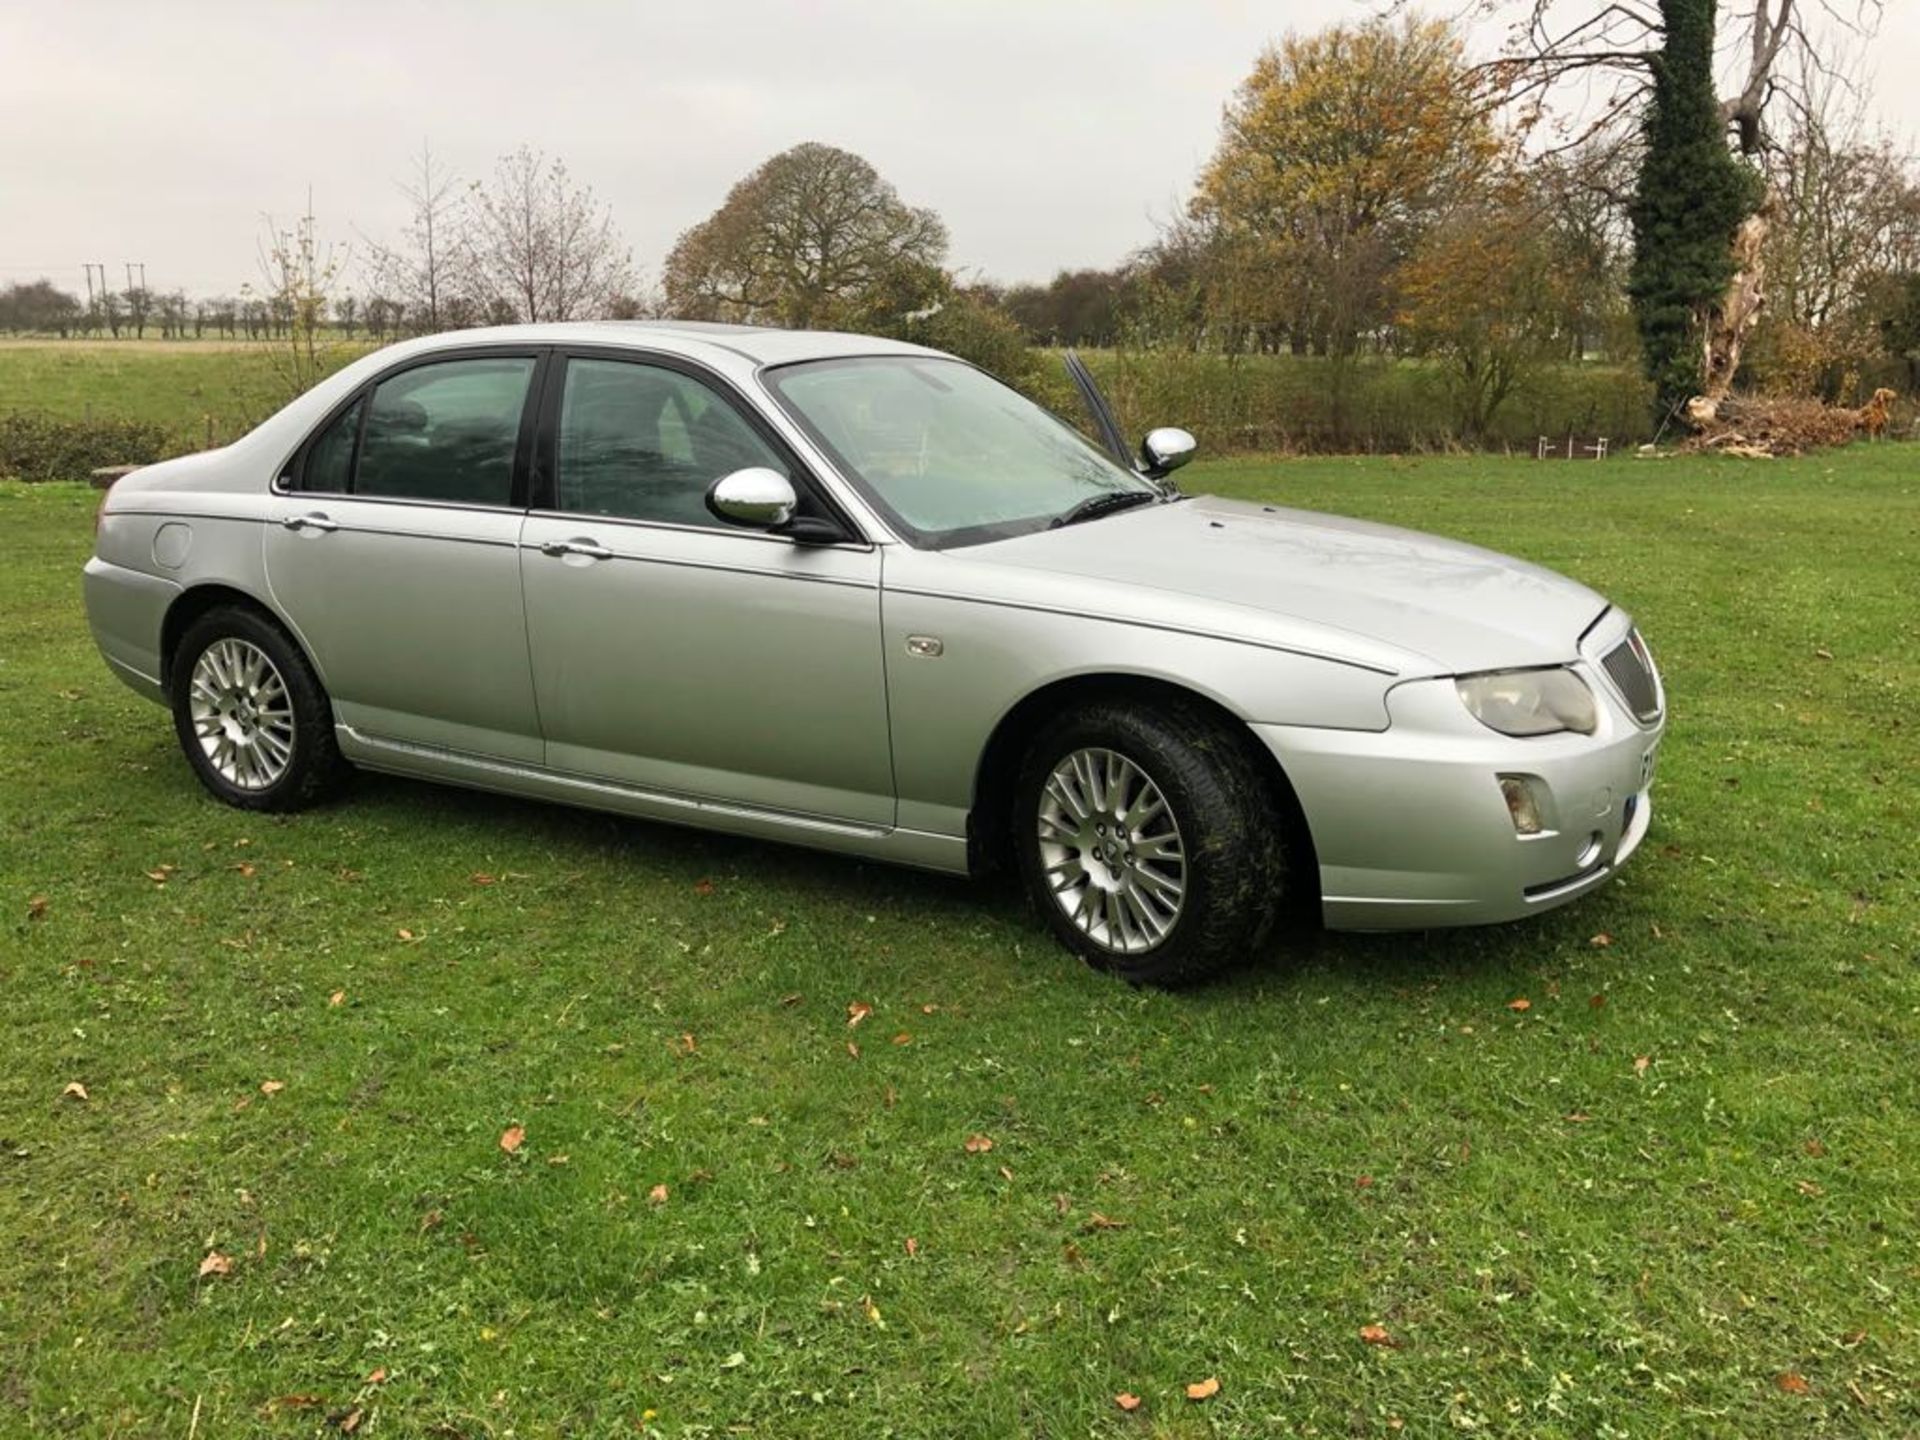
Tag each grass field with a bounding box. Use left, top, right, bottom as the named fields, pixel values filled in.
left=2, top=450, right=1916, bottom=1437
left=0, top=341, right=370, bottom=452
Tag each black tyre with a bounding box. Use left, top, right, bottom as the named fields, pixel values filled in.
left=169, top=605, right=348, bottom=812
left=1013, top=698, right=1289, bottom=986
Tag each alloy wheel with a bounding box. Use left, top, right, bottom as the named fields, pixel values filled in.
left=1035, top=746, right=1186, bottom=954
left=187, top=637, right=296, bottom=791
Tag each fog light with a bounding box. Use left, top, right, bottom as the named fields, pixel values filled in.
left=1499, top=775, right=1543, bottom=835
left=1576, top=832, right=1604, bottom=868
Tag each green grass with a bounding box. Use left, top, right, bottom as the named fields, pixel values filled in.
left=0, top=341, right=369, bottom=452
left=3, top=450, right=1917, bottom=1437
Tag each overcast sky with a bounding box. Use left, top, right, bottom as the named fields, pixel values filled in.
left=4, top=1, right=1918, bottom=299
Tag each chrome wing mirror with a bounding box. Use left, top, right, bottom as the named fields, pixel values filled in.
left=706, top=467, right=797, bottom=528
left=1138, top=427, right=1196, bottom=479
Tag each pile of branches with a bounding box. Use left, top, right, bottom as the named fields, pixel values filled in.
left=1682, top=389, right=1896, bottom=457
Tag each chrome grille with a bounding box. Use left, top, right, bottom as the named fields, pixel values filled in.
left=1602, top=629, right=1661, bottom=723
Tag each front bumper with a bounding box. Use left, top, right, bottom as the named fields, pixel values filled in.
left=1257, top=668, right=1664, bottom=931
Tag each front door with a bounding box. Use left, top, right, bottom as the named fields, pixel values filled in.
left=263, top=351, right=543, bottom=762
left=518, top=353, right=893, bottom=826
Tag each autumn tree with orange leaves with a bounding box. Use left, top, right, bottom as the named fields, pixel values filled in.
left=1190, top=17, right=1499, bottom=438
left=1399, top=188, right=1575, bottom=440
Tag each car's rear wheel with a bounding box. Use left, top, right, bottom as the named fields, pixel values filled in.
left=1013, top=699, right=1288, bottom=985
left=169, top=605, right=347, bottom=812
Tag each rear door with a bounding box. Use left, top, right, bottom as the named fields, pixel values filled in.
left=518, top=350, right=893, bottom=825
left=263, top=349, right=544, bottom=762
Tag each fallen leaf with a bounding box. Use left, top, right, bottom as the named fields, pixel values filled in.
left=259, top=1079, right=284, bottom=1095
left=1777, top=1372, right=1811, bottom=1395
left=328, top=990, right=346, bottom=1007
left=61, top=1081, right=88, bottom=1101
left=1356, top=1175, right=1375, bottom=1188
left=1084, top=1212, right=1128, bottom=1232
left=1115, top=1392, right=1142, bottom=1412
left=366, top=1367, right=388, bottom=1385
left=1360, top=1323, right=1397, bottom=1347
left=338, top=1407, right=364, bottom=1433
left=198, top=1251, right=233, bottom=1278
left=547, top=1154, right=569, bottom=1166
left=863, top=1294, right=884, bottom=1327
left=396, top=928, right=417, bottom=942
left=1814, top=647, right=1834, bottom=661
left=1840, top=1328, right=1867, bottom=1347
left=1796, top=1179, right=1824, bottom=1197
left=1804, top=1137, right=1827, bottom=1158
left=779, top=992, right=803, bottom=1007
left=145, top=865, right=175, bottom=883
left=1590, top=993, right=1607, bottom=1009
left=648, top=1183, right=669, bottom=1205
left=999, top=1165, right=1014, bottom=1182
left=921, top=1003, right=938, bottom=1015
left=671, top=1032, right=697, bottom=1056
left=846, top=1000, right=873, bottom=1027
left=270, top=1395, right=324, bottom=1411
left=499, top=1125, right=525, bottom=1154
left=1053, top=1193, right=1071, bottom=1216
left=419, top=1208, right=443, bottom=1233
left=1062, top=1240, right=1084, bottom=1266
left=892, top=1031, right=912, bottom=1045
left=1565, top=1111, right=1591, bottom=1123
left=1590, top=932, right=1613, bottom=948
left=1185, top=1376, right=1220, bottom=1401
left=721, top=1350, right=746, bottom=1368
left=1507, top=997, right=1532, bottom=1012
left=963, top=1133, right=993, bottom=1154
left=231, top=861, right=257, bottom=878
left=904, top=1236, right=919, bottom=1258
left=846, top=1040, right=860, bottom=1059
left=27, top=895, right=49, bottom=921
left=693, top=877, right=715, bottom=896
left=1634, top=1055, right=1651, bottom=1077
left=470, top=872, right=497, bottom=886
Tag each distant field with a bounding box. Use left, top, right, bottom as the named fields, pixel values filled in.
left=0, top=339, right=373, bottom=450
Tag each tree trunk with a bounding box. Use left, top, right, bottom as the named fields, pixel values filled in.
left=1688, top=193, right=1772, bottom=426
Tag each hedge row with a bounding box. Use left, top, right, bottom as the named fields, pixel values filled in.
left=0, top=412, right=173, bottom=484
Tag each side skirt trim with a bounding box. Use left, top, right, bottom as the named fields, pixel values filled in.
left=336, top=726, right=971, bottom=874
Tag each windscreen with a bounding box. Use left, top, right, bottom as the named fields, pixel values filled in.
left=763, top=357, right=1155, bottom=547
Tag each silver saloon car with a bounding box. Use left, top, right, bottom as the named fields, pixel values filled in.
left=84, top=322, right=1664, bottom=984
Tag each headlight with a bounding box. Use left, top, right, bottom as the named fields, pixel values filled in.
left=1456, top=667, right=1597, bottom=737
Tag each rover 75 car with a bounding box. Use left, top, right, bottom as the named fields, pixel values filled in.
left=83, top=322, right=1664, bottom=984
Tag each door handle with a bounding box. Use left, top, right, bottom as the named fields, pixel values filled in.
left=281, top=512, right=339, bottom=532
left=539, top=538, right=612, bottom=560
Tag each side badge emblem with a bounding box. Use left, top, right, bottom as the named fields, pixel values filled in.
left=905, top=635, right=944, bottom=658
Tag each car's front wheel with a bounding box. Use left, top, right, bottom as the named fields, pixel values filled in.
left=169, top=605, right=347, bottom=812
left=1014, top=699, right=1289, bottom=985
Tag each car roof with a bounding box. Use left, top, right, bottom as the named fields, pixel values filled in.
left=389, top=320, right=945, bottom=368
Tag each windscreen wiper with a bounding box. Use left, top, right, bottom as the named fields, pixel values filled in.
left=1050, top=489, right=1161, bottom=529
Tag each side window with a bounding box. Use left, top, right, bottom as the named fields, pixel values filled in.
left=299, top=396, right=362, bottom=493
left=355, top=357, right=535, bottom=505
left=555, top=358, right=788, bottom=527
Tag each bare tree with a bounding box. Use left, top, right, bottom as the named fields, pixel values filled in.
left=362, top=141, right=466, bottom=333
left=246, top=195, right=345, bottom=398
left=463, top=145, right=634, bottom=322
